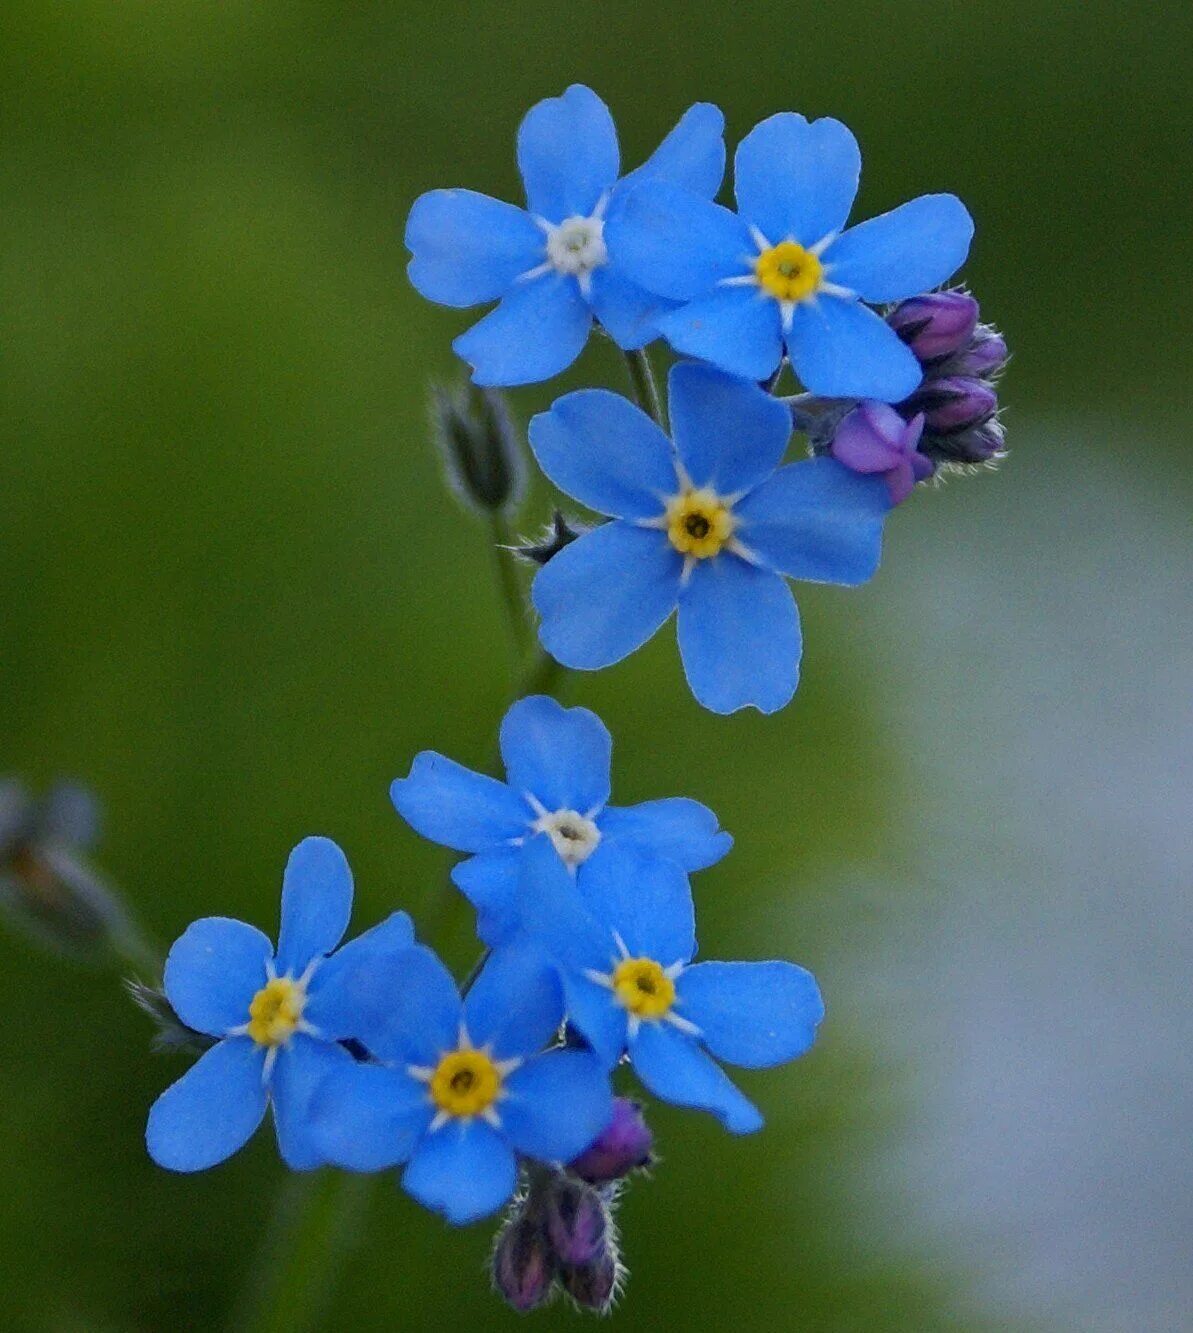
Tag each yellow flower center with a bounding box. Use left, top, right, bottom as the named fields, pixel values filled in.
left=429, top=1049, right=503, bottom=1118
left=754, top=241, right=823, bottom=302
left=247, top=977, right=305, bottom=1047
left=665, top=488, right=734, bottom=559
left=611, top=957, right=675, bottom=1019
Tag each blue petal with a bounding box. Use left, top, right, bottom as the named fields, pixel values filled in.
left=405, top=190, right=544, bottom=308
left=453, top=274, right=592, bottom=387
left=501, top=1050, right=613, bottom=1163
left=532, top=521, right=681, bottom=670
left=303, top=911, right=417, bottom=1040
left=676, top=961, right=825, bottom=1068
left=629, top=1022, right=762, bottom=1134
left=563, top=974, right=628, bottom=1068
left=403, top=1119, right=518, bottom=1225
left=310, top=1062, right=432, bottom=1172
left=391, top=753, right=527, bottom=853
left=655, top=288, right=783, bottom=381
left=605, top=181, right=753, bottom=301
left=617, top=102, right=725, bottom=200
left=588, top=266, right=672, bottom=350
left=786, top=297, right=923, bottom=402
left=451, top=850, right=522, bottom=946
left=500, top=694, right=613, bottom=814
left=735, top=456, right=890, bottom=585
left=464, top=943, right=564, bottom=1059
left=517, top=84, right=619, bottom=222
left=146, top=1037, right=268, bottom=1172
left=578, top=845, right=695, bottom=965
left=668, top=362, right=790, bottom=494
left=676, top=556, right=801, bottom=715
left=528, top=389, right=675, bottom=521
left=596, top=798, right=732, bottom=871
left=734, top=114, right=860, bottom=246
left=271, top=1034, right=356, bottom=1170
left=823, top=194, right=973, bottom=303
left=275, top=837, right=353, bottom=977
left=163, top=917, right=272, bottom=1037
left=516, top=838, right=612, bottom=976
left=331, top=943, right=462, bottom=1067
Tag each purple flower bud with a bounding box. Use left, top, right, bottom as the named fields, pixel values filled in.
left=945, top=325, right=1008, bottom=378
left=829, top=402, right=931, bottom=505
left=492, top=1214, right=556, bottom=1313
left=905, top=376, right=997, bottom=435
left=888, top=291, right=979, bottom=363
left=919, top=417, right=1006, bottom=467
left=544, top=1179, right=608, bottom=1267
left=568, top=1097, right=653, bottom=1184
left=560, top=1252, right=619, bottom=1313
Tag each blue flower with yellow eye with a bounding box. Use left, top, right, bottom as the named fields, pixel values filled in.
left=390, top=693, right=731, bottom=945
left=405, top=84, right=725, bottom=386
left=145, top=837, right=415, bottom=1172
left=605, top=112, right=973, bottom=401
left=529, top=362, right=892, bottom=714
left=310, top=944, right=613, bottom=1225
left=517, top=839, right=823, bottom=1133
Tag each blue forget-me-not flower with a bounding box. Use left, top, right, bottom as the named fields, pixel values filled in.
left=146, top=837, right=415, bottom=1172
left=311, top=943, right=613, bottom=1224
left=529, top=362, right=891, bottom=714
left=518, top=838, right=824, bottom=1133
left=405, top=84, right=725, bottom=385
left=606, top=112, right=973, bottom=400
left=391, top=694, right=731, bottom=945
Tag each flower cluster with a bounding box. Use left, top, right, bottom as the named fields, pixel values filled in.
left=135, top=84, right=1007, bottom=1315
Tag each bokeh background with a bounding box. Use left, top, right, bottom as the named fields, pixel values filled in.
left=2, top=3, right=1190, bottom=1329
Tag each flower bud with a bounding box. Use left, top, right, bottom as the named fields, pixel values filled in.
left=560, top=1252, right=619, bottom=1313
left=432, top=382, right=525, bottom=515
left=944, top=324, right=1008, bottom=378
left=888, top=291, right=979, bottom=363
left=904, top=376, right=997, bottom=435
left=921, top=417, right=1007, bottom=466
left=568, top=1097, right=653, bottom=1184
left=544, top=1178, right=608, bottom=1267
left=492, top=1212, right=556, bottom=1313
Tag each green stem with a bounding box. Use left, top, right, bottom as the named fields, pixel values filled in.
left=488, top=510, right=531, bottom=665
left=623, top=349, right=666, bottom=429
left=231, top=1172, right=372, bottom=1333
left=514, top=648, right=568, bottom=703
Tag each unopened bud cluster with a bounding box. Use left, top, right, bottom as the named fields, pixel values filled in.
left=491, top=1099, right=652, bottom=1314
left=431, top=381, right=526, bottom=515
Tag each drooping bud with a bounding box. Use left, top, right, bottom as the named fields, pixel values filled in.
left=543, top=1178, right=609, bottom=1267
left=568, top=1097, right=654, bottom=1184
left=431, top=381, right=525, bottom=516
left=492, top=1210, right=556, bottom=1313
left=888, top=290, right=979, bottom=363
left=903, top=375, right=997, bottom=435
left=943, top=324, right=1008, bottom=379
left=560, top=1252, right=619, bottom=1313
left=513, top=509, right=583, bottom=566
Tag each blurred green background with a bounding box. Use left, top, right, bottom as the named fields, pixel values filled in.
left=2, top=2, right=1190, bottom=1329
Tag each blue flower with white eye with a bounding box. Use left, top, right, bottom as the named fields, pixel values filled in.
left=390, top=693, right=731, bottom=945
left=517, top=839, right=823, bottom=1133
left=605, top=112, right=973, bottom=401
left=529, top=361, right=891, bottom=714
left=405, top=84, right=725, bottom=386
left=310, top=944, right=613, bottom=1225
left=145, top=837, right=415, bottom=1173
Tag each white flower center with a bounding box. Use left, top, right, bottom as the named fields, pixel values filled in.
left=545, top=216, right=607, bottom=279
left=533, top=808, right=602, bottom=867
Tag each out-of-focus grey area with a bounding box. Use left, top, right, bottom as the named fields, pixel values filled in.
left=1, top=2, right=1189, bottom=1329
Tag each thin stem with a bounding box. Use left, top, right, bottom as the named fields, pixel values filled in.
left=488, top=510, right=531, bottom=665
left=514, top=648, right=568, bottom=704
left=231, top=1172, right=372, bottom=1333
left=623, top=349, right=666, bottom=429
